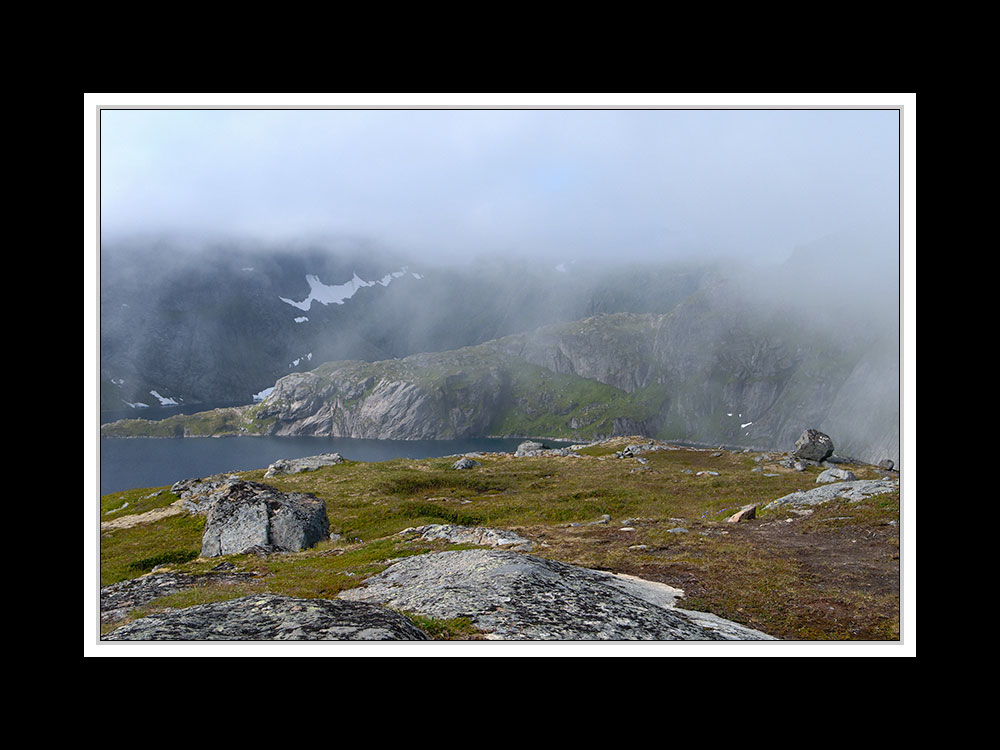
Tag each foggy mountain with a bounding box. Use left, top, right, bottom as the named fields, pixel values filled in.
left=100, top=235, right=899, bottom=464
left=100, top=237, right=707, bottom=408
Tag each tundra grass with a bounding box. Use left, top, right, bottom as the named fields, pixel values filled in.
left=98, top=441, right=899, bottom=639
left=100, top=486, right=181, bottom=518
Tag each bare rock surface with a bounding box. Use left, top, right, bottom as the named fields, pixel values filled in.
left=816, top=467, right=858, bottom=484
left=264, top=452, right=344, bottom=477
left=101, top=594, right=430, bottom=641
left=398, top=524, right=533, bottom=551
left=765, top=478, right=899, bottom=510
left=338, top=549, right=775, bottom=640
left=199, top=480, right=329, bottom=557
left=170, top=475, right=244, bottom=513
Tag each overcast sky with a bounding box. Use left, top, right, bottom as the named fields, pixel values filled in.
left=99, top=107, right=899, bottom=266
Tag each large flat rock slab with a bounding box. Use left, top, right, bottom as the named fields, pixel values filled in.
left=765, top=478, right=899, bottom=510
left=338, top=549, right=775, bottom=641
left=101, top=594, right=430, bottom=641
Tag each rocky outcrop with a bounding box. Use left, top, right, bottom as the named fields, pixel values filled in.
left=451, top=457, right=480, bottom=470
left=199, top=480, right=329, bottom=557
left=254, top=354, right=510, bottom=440
left=515, top=440, right=545, bottom=456
left=514, top=441, right=579, bottom=458
left=264, top=452, right=344, bottom=477
left=338, top=549, right=774, bottom=640
left=816, top=467, right=858, bottom=483
left=398, top=524, right=533, bottom=551
left=101, top=594, right=430, bottom=641
left=765, top=478, right=899, bottom=510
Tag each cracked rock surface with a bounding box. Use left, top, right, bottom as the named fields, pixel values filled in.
left=338, top=549, right=774, bottom=640
left=197, top=480, right=329, bottom=557
left=101, top=594, right=430, bottom=641
left=398, top=524, right=533, bottom=551
left=765, top=479, right=899, bottom=509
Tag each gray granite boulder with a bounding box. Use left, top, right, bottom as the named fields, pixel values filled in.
left=200, top=480, right=329, bottom=557
left=793, top=429, right=835, bottom=461
left=515, top=441, right=545, bottom=456
left=451, top=457, right=480, bottom=470
left=101, top=594, right=430, bottom=641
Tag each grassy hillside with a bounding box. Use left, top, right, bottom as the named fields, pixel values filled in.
left=99, top=438, right=900, bottom=640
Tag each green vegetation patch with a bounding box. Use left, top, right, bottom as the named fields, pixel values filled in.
left=101, top=486, right=180, bottom=518
left=127, top=550, right=200, bottom=573
left=101, top=514, right=206, bottom=586
left=400, top=613, right=486, bottom=640
left=99, top=442, right=900, bottom=641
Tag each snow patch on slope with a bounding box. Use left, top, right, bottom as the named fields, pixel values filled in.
left=149, top=390, right=179, bottom=406
left=280, top=268, right=417, bottom=311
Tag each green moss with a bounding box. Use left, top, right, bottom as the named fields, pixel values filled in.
left=100, top=486, right=179, bottom=518
left=400, top=613, right=486, bottom=640
left=101, top=514, right=206, bottom=586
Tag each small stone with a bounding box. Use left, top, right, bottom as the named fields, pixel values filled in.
left=725, top=504, right=757, bottom=524
left=816, top=468, right=858, bottom=484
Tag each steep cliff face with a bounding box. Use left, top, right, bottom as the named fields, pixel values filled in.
left=256, top=354, right=511, bottom=440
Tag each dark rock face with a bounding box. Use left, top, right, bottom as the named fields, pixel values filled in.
left=101, top=594, right=430, bottom=641
left=793, top=429, right=835, bottom=461
left=338, top=549, right=774, bottom=640
left=199, top=481, right=329, bottom=557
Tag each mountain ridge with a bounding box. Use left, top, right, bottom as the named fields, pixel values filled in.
left=102, top=303, right=899, bottom=465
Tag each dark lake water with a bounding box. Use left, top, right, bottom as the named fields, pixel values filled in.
left=99, top=435, right=575, bottom=496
